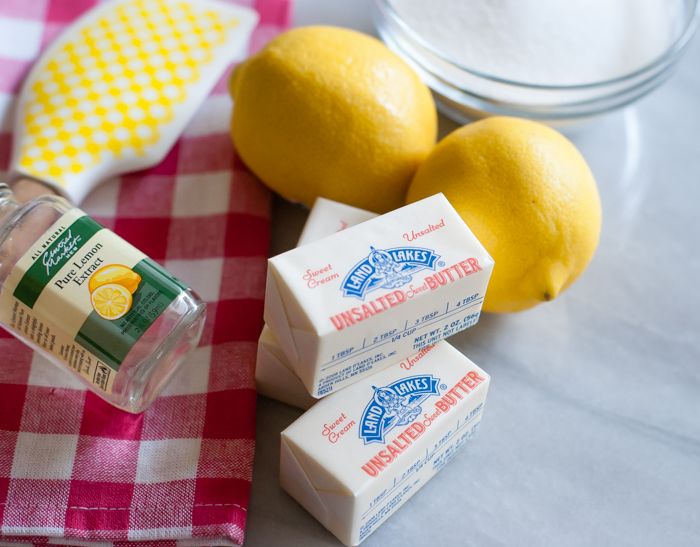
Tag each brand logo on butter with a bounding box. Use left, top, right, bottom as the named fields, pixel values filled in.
left=359, top=375, right=441, bottom=444
left=341, top=246, right=440, bottom=300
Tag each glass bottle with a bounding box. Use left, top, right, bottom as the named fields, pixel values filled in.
left=0, top=183, right=206, bottom=413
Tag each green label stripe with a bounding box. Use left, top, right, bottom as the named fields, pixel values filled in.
left=75, top=258, right=186, bottom=371
left=14, top=215, right=103, bottom=308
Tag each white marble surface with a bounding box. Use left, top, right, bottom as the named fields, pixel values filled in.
left=245, top=1, right=700, bottom=545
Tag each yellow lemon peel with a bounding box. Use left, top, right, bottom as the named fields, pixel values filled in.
left=407, top=116, right=602, bottom=313
left=229, top=26, right=437, bottom=213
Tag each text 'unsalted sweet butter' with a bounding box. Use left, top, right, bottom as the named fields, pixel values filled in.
left=264, top=193, right=494, bottom=398
left=280, top=341, right=490, bottom=546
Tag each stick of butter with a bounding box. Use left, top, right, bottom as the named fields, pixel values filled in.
left=298, top=197, right=378, bottom=247
left=265, top=193, right=494, bottom=398
left=280, top=342, right=489, bottom=546
left=256, top=198, right=378, bottom=408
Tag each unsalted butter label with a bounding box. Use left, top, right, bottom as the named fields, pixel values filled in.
left=0, top=208, right=187, bottom=393
left=265, top=193, right=494, bottom=398
left=280, top=342, right=490, bottom=546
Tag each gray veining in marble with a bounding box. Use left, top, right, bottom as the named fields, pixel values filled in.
left=245, top=1, right=700, bottom=545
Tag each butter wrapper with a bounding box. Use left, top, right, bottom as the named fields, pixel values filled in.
left=257, top=325, right=317, bottom=409
left=280, top=342, right=489, bottom=546
left=265, top=193, right=494, bottom=397
left=256, top=198, right=378, bottom=408
left=297, top=197, right=378, bottom=247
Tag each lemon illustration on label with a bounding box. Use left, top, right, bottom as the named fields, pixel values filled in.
left=90, top=283, right=133, bottom=320
left=88, top=264, right=141, bottom=320
left=89, top=264, right=142, bottom=294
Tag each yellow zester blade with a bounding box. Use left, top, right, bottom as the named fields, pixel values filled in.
left=12, top=0, right=257, bottom=203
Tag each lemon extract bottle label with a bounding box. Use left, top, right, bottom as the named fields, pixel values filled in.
left=0, top=208, right=188, bottom=393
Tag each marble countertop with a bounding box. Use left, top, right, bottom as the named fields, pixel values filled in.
left=245, top=2, right=700, bottom=545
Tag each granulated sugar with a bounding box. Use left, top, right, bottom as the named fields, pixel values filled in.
left=389, top=0, right=680, bottom=86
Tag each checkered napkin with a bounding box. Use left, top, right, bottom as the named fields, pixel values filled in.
left=0, top=0, right=291, bottom=545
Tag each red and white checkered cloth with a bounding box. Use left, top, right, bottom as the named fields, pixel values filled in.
left=0, top=0, right=291, bottom=545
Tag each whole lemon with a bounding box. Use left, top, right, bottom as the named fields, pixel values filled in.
left=229, top=26, right=437, bottom=213
left=407, top=117, right=602, bottom=313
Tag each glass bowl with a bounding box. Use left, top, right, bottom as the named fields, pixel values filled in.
left=372, top=0, right=699, bottom=126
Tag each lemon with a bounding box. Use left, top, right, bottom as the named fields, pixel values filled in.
left=407, top=117, right=602, bottom=313
left=90, top=283, right=133, bottom=320
left=229, top=26, right=437, bottom=213
left=89, top=264, right=141, bottom=294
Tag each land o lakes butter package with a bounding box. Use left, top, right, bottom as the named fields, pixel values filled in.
left=280, top=341, right=490, bottom=546
left=265, top=193, right=494, bottom=398
left=256, top=198, right=378, bottom=408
